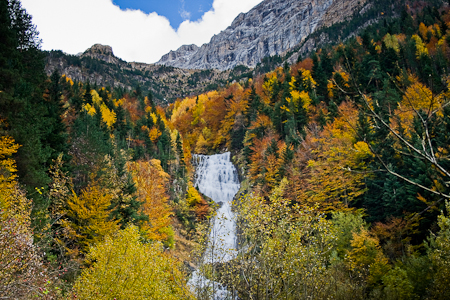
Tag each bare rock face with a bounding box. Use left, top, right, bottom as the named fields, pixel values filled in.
left=157, top=0, right=335, bottom=70
left=317, top=0, right=368, bottom=29
left=159, top=44, right=199, bottom=65
left=81, top=44, right=121, bottom=64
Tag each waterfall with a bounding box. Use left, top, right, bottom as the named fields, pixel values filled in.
left=190, top=152, right=240, bottom=299
left=194, top=152, right=240, bottom=204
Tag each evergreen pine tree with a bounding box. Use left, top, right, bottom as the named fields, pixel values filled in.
left=44, top=70, right=70, bottom=166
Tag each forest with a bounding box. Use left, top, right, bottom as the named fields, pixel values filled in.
left=1, top=0, right=450, bottom=299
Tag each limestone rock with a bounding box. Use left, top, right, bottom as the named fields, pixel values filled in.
left=159, top=44, right=199, bottom=65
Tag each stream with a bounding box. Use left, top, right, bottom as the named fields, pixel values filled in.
left=190, top=152, right=241, bottom=299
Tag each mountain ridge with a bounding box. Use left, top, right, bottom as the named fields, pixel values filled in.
left=44, top=45, right=233, bottom=103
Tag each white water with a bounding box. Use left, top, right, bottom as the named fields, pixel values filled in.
left=190, top=152, right=240, bottom=299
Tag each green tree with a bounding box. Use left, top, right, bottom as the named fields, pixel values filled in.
left=427, top=201, right=450, bottom=299
left=44, top=69, right=70, bottom=165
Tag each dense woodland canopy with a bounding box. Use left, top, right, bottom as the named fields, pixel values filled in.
left=1, top=0, right=450, bottom=299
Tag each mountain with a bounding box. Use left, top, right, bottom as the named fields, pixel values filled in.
left=45, top=0, right=405, bottom=101
left=157, top=0, right=368, bottom=71
left=44, top=44, right=239, bottom=103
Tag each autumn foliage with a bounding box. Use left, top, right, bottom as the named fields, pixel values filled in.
left=127, top=159, right=173, bottom=242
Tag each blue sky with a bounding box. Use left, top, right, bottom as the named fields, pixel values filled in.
left=21, top=0, right=262, bottom=63
left=113, top=0, right=213, bottom=28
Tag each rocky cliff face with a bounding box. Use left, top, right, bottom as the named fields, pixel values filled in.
left=157, top=0, right=334, bottom=70
left=157, top=0, right=368, bottom=71
left=160, top=44, right=199, bottom=65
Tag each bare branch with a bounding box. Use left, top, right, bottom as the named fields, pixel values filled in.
left=337, top=52, right=450, bottom=198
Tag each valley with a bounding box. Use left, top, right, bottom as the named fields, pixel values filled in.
left=1, top=0, right=450, bottom=299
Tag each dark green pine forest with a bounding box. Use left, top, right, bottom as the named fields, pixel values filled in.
left=1, top=0, right=450, bottom=299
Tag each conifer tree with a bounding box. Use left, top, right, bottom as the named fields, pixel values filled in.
left=44, top=70, right=70, bottom=166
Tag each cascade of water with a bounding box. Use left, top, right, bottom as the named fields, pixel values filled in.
left=190, top=152, right=240, bottom=299
left=193, top=152, right=240, bottom=262
left=193, top=152, right=240, bottom=204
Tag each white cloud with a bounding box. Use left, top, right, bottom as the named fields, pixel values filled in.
left=21, top=0, right=262, bottom=64
left=179, top=0, right=191, bottom=21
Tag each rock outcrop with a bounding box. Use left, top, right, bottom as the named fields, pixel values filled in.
left=159, top=44, right=199, bottom=66
left=81, top=44, right=122, bottom=64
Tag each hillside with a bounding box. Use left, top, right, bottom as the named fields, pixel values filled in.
left=2, top=0, right=450, bottom=299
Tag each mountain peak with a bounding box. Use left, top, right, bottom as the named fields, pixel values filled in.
left=82, top=44, right=120, bottom=64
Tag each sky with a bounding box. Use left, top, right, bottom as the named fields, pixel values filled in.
left=20, top=0, right=263, bottom=64
left=112, top=0, right=213, bottom=29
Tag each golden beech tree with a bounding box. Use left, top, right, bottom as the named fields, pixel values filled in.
left=127, top=159, right=172, bottom=242
left=100, top=103, right=116, bottom=130
left=82, top=103, right=96, bottom=116
left=262, top=71, right=278, bottom=104
left=194, top=133, right=208, bottom=154
left=61, top=183, right=119, bottom=254
left=171, top=96, right=196, bottom=124
left=392, top=78, right=442, bottom=138
left=201, top=93, right=227, bottom=148
left=291, top=102, right=371, bottom=212
left=221, top=89, right=249, bottom=147
left=346, top=227, right=391, bottom=287
left=72, top=225, right=192, bottom=300
left=411, top=35, right=429, bottom=58
left=0, top=134, right=20, bottom=210
left=284, top=131, right=319, bottom=202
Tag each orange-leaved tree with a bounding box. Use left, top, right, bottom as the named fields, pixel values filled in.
left=290, top=102, right=371, bottom=212
left=127, top=159, right=173, bottom=242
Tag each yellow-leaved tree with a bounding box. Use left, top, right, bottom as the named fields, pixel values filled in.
left=301, top=102, right=371, bottom=212
left=100, top=103, right=116, bottom=129
left=346, top=227, right=391, bottom=287
left=72, top=225, right=192, bottom=299
left=61, top=183, right=119, bottom=255
left=186, top=184, right=209, bottom=220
